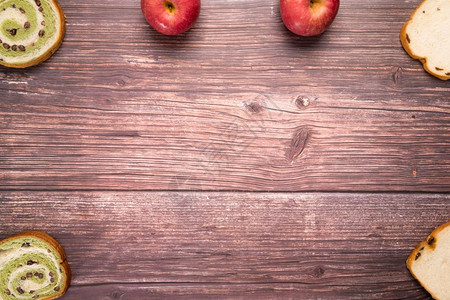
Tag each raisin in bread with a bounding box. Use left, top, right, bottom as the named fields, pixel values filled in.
left=0, top=231, right=71, bottom=300
left=400, top=0, right=450, bottom=80
left=0, top=0, right=65, bottom=68
left=407, top=222, right=450, bottom=300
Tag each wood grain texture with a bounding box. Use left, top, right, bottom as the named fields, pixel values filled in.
left=0, top=0, right=449, bottom=191
left=1, top=192, right=448, bottom=299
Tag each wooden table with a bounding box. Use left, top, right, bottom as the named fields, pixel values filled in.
left=1, top=0, right=449, bottom=298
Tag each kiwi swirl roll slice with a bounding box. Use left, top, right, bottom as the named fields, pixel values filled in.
left=0, top=232, right=71, bottom=300
left=0, top=0, right=65, bottom=68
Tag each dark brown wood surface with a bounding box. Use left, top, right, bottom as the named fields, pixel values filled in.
left=1, top=0, right=449, bottom=298
left=1, top=0, right=449, bottom=191
left=1, top=192, right=449, bottom=299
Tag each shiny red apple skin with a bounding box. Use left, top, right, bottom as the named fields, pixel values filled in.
left=141, top=0, right=200, bottom=35
left=280, top=0, right=339, bottom=36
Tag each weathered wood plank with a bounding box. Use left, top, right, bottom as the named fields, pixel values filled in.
left=0, top=192, right=447, bottom=298
left=63, top=283, right=431, bottom=300
left=1, top=0, right=449, bottom=191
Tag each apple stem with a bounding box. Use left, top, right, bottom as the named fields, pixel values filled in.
left=164, top=1, right=176, bottom=13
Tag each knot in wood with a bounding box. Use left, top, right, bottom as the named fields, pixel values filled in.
left=245, top=101, right=264, bottom=114
left=392, top=67, right=403, bottom=84
left=312, top=266, right=325, bottom=278
left=295, top=96, right=311, bottom=109
left=286, top=127, right=309, bottom=162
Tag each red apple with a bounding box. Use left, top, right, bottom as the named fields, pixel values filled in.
left=280, top=0, right=339, bottom=36
left=141, top=0, right=200, bottom=35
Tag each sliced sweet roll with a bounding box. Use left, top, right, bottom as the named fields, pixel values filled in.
left=0, top=0, right=65, bottom=68
left=0, top=231, right=71, bottom=300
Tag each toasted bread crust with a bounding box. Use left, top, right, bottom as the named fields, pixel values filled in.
left=0, top=0, right=66, bottom=68
left=400, top=0, right=450, bottom=81
left=406, top=222, right=450, bottom=299
left=0, top=231, right=71, bottom=300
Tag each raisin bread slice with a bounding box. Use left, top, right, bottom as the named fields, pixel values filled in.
left=407, top=222, right=450, bottom=300
left=0, top=231, right=71, bottom=300
left=400, top=0, right=450, bottom=80
left=0, top=0, right=66, bottom=68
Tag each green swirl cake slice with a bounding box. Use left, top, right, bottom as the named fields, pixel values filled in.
left=0, top=231, right=71, bottom=300
left=0, top=0, right=65, bottom=68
